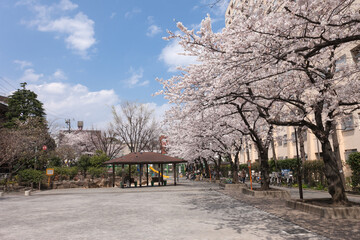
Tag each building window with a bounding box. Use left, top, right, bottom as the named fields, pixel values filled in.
left=291, top=132, right=296, bottom=143
left=277, top=136, right=282, bottom=146
left=283, top=135, right=287, bottom=145
left=345, top=149, right=358, bottom=161
left=302, top=129, right=308, bottom=141
left=341, top=115, right=354, bottom=131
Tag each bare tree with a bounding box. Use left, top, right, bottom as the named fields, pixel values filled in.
left=89, top=126, right=124, bottom=159
left=111, top=101, right=160, bottom=153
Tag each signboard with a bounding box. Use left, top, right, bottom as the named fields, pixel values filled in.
left=46, top=168, right=54, bottom=176
left=42, top=145, right=47, bottom=151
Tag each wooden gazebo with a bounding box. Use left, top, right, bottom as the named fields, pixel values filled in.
left=104, top=152, right=187, bottom=187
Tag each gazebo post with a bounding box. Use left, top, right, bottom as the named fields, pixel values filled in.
left=158, top=164, right=161, bottom=186
left=162, top=164, right=165, bottom=185
left=112, top=163, right=115, bottom=187
left=146, top=164, right=149, bottom=186
left=139, top=164, right=142, bottom=187
left=121, top=164, right=125, bottom=187
left=174, top=163, right=177, bottom=186
left=129, top=164, right=131, bottom=188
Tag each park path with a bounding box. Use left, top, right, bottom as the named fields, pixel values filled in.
left=0, top=181, right=326, bottom=240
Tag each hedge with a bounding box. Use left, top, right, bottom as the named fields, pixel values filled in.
left=347, top=152, right=360, bottom=190
left=17, top=169, right=45, bottom=186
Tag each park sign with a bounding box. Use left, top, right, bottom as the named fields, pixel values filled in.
left=46, top=168, right=54, bottom=176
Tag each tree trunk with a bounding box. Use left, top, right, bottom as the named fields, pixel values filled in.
left=331, top=123, right=346, bottom=189
left=298, top=127, right=306, bottom=163
left=216, top=155, right=221, bottom=180
left=203, top=158, right=209, bottom=178
left=259, top=149, right=270, bottom=190
left=270, top=128, right=278, bottom=169
left=321, top=139, right=348, bottom=204
left=232, top=154, right=239, bottom=184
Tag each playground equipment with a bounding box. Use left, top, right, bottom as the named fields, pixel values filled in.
left=149, top=166, right=169, bottom=178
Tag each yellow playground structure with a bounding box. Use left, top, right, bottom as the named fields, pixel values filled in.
left=149, top=166, right=170, bottom=178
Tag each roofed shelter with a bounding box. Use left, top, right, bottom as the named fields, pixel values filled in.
left=104, top=152, right=187, bottom=187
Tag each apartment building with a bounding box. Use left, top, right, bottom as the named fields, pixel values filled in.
left=226, top=0, right=360, bottom=177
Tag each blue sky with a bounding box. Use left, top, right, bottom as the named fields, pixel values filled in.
left=0, top=0, right=227, bottom=129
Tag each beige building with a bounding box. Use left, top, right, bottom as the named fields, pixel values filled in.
left=226, top=0, right=360, bottom=177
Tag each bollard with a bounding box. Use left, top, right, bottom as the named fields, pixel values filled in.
left=25, top=190, right=31, bottom=196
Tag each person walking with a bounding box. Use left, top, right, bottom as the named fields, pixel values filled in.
left=240, top=169, right=246, bottom=183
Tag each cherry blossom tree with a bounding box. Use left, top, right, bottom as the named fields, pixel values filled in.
left=158, top=0, right=360, bottom=202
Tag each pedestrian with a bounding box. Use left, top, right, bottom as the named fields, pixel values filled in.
left=241, top=169, right=246, bottom=183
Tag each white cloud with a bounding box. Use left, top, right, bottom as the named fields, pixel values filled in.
left=139, top=80, right=150, bottom=86
left=57, top=0, right=78, bottom=11
left=27, top=81, right=168, bottom=130
left=52, top=69, right=67, bottom=80
left=110, top=12, right=116, bottom=19
left=38, top=13, right=95, bottom=57
left=124, top=8, right=142, bottom=19
left=146, top=25, right=162, bottom=37
left=20, top=0, right=95, bottom=58
left=19, top=68, right=44, bottom=82
left=13, top=60, right=33, bottom=69
left=159, top=39, right=197, bottom=72
left=125, top=68, right=149, bottom=87
left=144, top=102, right=171, bottom=123
left=28, top=82, right=120, bottom=129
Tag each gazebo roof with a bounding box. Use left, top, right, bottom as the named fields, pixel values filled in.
left=104, top=152, right=187, bottom=165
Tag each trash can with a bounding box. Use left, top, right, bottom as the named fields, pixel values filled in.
left=134, top=182, right=137, bottom=187
left=151, top=181, right=154, bottom=186
left=164, top=180, right=167, bottom=186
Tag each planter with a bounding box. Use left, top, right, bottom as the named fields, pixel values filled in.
left=223, top=183, right=246, bottom=191
left=242, top=188, right=291, bottom=199
left=286, top=198, right=360, bottom=219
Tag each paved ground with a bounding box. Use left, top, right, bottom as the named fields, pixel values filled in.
left=220, top=181, right=360, bottom=240
left=0, top=180, right=326, bottom=240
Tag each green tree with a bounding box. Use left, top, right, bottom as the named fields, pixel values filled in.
left=77, top=155, right=91, bottom=178
left=90, top=150, right=110, bottom=168
left=5, top=82, right=45, bottom=128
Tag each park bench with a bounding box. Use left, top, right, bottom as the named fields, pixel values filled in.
left=151, top=177, right=164, bottom=185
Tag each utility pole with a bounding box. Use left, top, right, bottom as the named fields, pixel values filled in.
left=65, top=119, right=71, bottom=133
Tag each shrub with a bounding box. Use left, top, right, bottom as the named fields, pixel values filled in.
left=53, top=167, right=79, bottom=180
left=346, top=152, right=360, bottom=190
left=88, top=167, right=106, bottom=179
left=17, top=169, right=45, bottom=186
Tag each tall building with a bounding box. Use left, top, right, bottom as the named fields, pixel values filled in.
left=226, top=0, right=360, bottom=177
